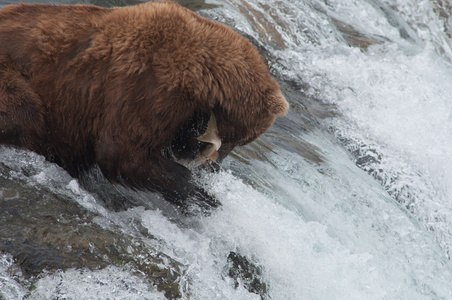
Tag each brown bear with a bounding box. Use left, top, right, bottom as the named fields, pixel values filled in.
left=0, top=1, right=288, bottom=206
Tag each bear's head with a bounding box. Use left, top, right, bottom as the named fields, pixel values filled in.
left=97, top=2, right=288, bottom=173
left=136, top=2, right=289, bottom=168
left=167, top=84, right=288, bottom=169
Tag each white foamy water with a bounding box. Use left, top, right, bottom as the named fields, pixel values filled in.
left=0, top=254, right=28, bottom=299
left=2, top=0, right=452, bottom=299
left=29, top=267, right=167, bottom=300
left=205, top=0, right=452, bottom=255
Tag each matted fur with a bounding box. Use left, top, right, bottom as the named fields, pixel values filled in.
left=0, top=1, right=288, bottom=205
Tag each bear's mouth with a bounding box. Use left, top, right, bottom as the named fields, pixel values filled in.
left=166, top=112, right=222, bottom=168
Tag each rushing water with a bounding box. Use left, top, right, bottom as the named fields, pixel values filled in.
left=1, top=0, right=452, bottom=299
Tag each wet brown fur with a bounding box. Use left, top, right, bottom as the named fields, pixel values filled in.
left=0, top=1, right=288, bottom=205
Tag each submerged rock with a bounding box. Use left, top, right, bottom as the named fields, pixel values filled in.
left=331, top=18, right=387, bottom=49
left=0, top=167, right=184, bottom=299
left=227, top=252, right=269, bottom=300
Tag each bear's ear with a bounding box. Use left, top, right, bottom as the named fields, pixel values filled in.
left=269, top=89, right=289, bottom=116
